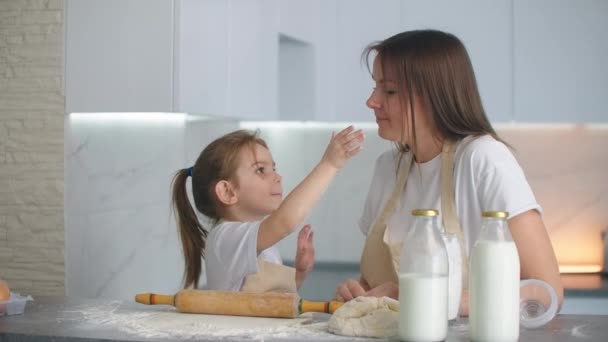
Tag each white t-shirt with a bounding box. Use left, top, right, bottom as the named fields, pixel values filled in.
left=204, top=220, right=283, bottom=291
left=359, top=135, right=541, bottom=255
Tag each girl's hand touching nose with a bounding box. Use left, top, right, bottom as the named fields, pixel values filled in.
left=321, top=126, right=365, bottom=169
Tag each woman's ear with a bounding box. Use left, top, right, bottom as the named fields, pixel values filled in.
left=215, top=180, right=238, bottom=205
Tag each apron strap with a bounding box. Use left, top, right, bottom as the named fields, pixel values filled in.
left=440, top=140, right=469, bottom=289
left=359, top=153, right=413, bottom=287
left=361, top=140, right=469, bottom=290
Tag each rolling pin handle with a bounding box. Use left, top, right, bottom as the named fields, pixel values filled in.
left=299, top=299, right=344, bottom=314
left=134, top=292, right=176, bottom=306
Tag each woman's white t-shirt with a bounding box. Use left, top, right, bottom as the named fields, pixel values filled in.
left=359, top=135, right=541, bottom=255
left=204, top=220, right=283, bottom=291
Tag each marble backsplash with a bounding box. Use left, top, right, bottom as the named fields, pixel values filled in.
left=254, top=123, right=608, bottom=273
left=497, top=125, right=608, bottom=272
left=65, top=117, right=607, bottom=299
left=65, top=114, right=240, bottom=299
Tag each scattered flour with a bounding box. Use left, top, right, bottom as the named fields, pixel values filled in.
left=59, top=301, right=351, bottom=341
left=570, top=324, right=589, bottom=338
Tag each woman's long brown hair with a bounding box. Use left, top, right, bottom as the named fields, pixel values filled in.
left=171, top=130, right=267, bottom=289
left=362, top=30, right=503, bottom=158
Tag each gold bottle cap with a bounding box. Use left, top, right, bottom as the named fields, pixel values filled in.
left=482, top=211, right=509, bottom=218
left=412, top=209, right=439, bottom=217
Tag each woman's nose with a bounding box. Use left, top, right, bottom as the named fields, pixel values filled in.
left=366, top=90, right=381, bottom=109
left=275, top=172, right=282, bottom=183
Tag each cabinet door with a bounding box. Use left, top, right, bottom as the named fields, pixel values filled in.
left=326, top=0, right=513, bottom=123
left=514, top=0, right=608, bottom=122
left=331, top=0, right=403, bottom=122
left=227, top=0, right=279, bottom=120
left=175, top=0, right=230, bottom=117
left=278, top=0, right=319, bottom=43
left=277, top=0, right=320, bottom=121
left=399, top=0, right=513, bottom=123
left=65, top=0, right=173, bottom=113
left=176, top=0, right=279, bottom=120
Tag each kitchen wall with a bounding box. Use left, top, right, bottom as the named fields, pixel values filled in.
left=0, top=0, right=65, bottom=296
left=64, top=121, right=608, bottom=300
left=64, top=115, right=239, bottom=299
left=1, top=0, right=607, bottom=298
left=260, top=124, right=608, bottom=270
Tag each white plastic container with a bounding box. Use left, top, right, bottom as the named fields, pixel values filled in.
left=398, top=209, right=448, bottom=341
left=469, top=211, right=520, bottom=342
left=0, top=293, right=33, bottom=316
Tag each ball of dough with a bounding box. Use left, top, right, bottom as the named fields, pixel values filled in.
left=328, top=296, right=399, bottom=338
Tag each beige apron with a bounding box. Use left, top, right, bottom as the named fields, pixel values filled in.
left=241, top=260, right=298, bottom=293
left=360, top=141, right=469, bottom=290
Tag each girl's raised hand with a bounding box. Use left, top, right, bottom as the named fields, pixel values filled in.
left=295, top=224, right=315, bottom=274
left=321, top=126, right=365, bottom=169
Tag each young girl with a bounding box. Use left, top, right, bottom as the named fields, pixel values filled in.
left=171, top=127, right=364, bottom=293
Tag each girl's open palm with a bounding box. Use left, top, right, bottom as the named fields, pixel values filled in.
left=295, top=225, right=315, bottom=274
left=321, top=126, right=365, bottom=169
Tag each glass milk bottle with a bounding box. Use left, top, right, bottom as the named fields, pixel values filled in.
left=441, top=231, right=462, bottom=321
left=399, top=209, right=448, bottom=342
left=469, top=211, right=520, bottom=342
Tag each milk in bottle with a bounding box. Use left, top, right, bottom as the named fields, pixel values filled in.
left=398, top=209, right=448, bottom=341
left=469, top=211, right=520, bottom=342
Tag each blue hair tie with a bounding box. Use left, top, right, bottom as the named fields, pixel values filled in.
left=187, top=167, right=193, bottom=177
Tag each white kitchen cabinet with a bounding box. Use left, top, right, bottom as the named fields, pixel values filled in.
left=398, top=0, right=513, bottom=123
left=513, top=0, right=608, bottom=122
left=278, top=0, right=320, bottom=44
left=324, top=0, right=513, bottom=123
left=222, top=0, right=279, bottom=120
left=175, top=0, right=230, bottom=117
left=331, top=0, right=403, bottom=122
left=66, top=0, right=281, bottom=120
left=276, top=1, right=321, bottom=121
left=176, top=0, right=280, bottom=120
left=65, top=0, right=174, bottom=113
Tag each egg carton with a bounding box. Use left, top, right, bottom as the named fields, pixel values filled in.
left=0, top=293, right=33, bottom=316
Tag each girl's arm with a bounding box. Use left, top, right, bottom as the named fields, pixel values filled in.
left=257, top=126, right=364, bottom=253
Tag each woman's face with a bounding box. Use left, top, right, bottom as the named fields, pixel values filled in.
left=366, top=56, right=411, bottom=144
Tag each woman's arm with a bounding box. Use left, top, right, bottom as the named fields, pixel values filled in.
left=458, top=210, right=564, bottom=316
left=509, top=209, right=564, bottom=308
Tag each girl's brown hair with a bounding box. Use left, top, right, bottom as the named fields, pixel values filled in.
left=363, top=29, right=502, bottom=155
left=171, top=129, right=268, bottom=288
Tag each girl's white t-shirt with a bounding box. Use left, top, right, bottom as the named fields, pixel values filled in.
left=204, top=219, right=283, bottom=291
left=359, top=135, right=541, bottom=255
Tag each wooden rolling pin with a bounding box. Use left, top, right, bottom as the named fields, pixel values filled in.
left=135, top=289, right=344, bottom=318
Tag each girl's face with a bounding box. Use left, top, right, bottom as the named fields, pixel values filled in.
left=231, top=143, right=283, bottom=219
left=366, top=56, right=412, bottom=144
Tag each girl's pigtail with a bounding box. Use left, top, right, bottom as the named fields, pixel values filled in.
left=171, top=168, right=208, bottom=289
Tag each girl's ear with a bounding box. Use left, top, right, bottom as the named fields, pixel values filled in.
left=215, top=180, right=238, bottom=205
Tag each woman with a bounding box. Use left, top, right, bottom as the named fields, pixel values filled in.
left=334, top=29, right=563, bottom=314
